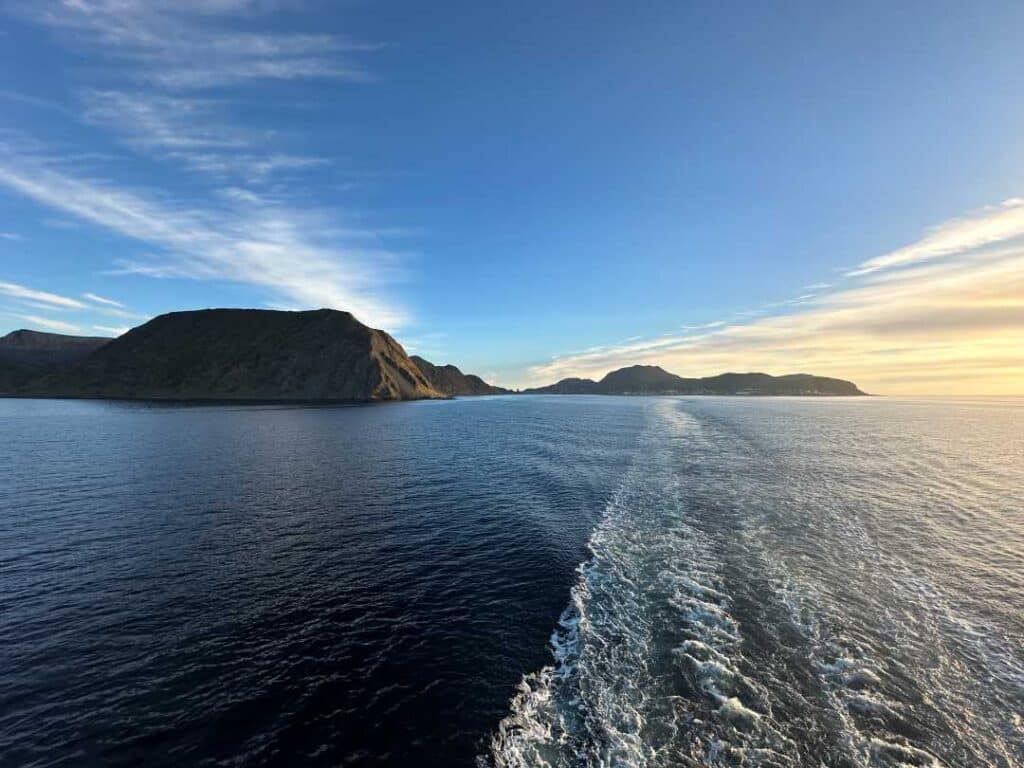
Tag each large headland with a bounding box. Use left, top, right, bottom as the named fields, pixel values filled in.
left=0, top=308, right=866, bottom=402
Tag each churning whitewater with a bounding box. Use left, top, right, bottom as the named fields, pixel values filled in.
left=484, top=399, right=1023, bottom=767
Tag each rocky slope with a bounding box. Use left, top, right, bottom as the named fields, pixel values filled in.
left=14, top=309, right=443, bottom=401
left=410, top=356, right=508, bottom=396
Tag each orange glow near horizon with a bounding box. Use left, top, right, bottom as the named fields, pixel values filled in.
left=526, top=201, right=1024, bottom=396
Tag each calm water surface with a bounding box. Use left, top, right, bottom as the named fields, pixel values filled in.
left=1, top=396, right=1022, bottom=767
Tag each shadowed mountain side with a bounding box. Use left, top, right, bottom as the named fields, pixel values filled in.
left=524, top=377, right=600, bottom=395
left=524, top=364, right=865, bottom=396
left=0, top=329, right=112, bottom=364
left=11, top=309, right=443, bottom=402
left=410, top=356, right=508, bottom=396
left=2, top=323, right=864, bottom=401
left=0, top=329, right=112, bottom=390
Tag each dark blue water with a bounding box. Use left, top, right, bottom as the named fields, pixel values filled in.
left=1, top=397, right=644, bottom=767
left=2, top=396, right=1022, bottom=767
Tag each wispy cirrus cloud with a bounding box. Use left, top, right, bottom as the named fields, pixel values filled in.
left=81, top=91, right=248, bottom=151
left=0, top=0, right=408, bottom=330
left=0, top=89, right=76, bottom=118
left=8, top=313, right=82, bottom=334
left=15, top=0, right=374, bottom=90
left=0, top=151, right=408, bottom=328
left=527, top=200, right=1024, bottom=394
left=82, top=292, right=124, bottom=308
left=79, top=90, right=329, bottom=182
left=0, top=280, right=88, bottom=309
left=0, top=279, right=148, bottom=332
left=170, top=150, right=330, bottom=184
left=847, top=198, right=1024, bottom=276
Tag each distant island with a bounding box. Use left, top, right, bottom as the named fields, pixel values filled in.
left=0, top=308, right=865, bottom=401
left=524, top=364, right=865, bottom=396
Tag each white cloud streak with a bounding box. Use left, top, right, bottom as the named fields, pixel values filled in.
left=0, top=0, right=407, bottom=329
left=848, top=198, right=1024, bottom=276
left=18, top=1, right=373, bottom=90
left=11, top=313, right=82, bottom=333
left=79, top=90, right=328, bottom=182
left=82, top=292, right=124, bottom=307
left=81, top=91, right=247, bottom=151
left=0, top=153, right=408, bottom=328
left=0, top=280, right=88, bottom=309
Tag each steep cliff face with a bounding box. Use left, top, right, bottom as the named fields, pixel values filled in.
left=22, top=309, right=444, bottom=401
left=410, top=356, right=508, bottom=396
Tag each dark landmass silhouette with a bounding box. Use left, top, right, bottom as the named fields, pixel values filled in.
left=0, top=329, right=111, bottom=390
left=410, top=356, right=509, bottom=396
left=1, top=314, right=865, bottom=401
left=2, top=309, right=445, bottom=401
left=524, top=364, right=865, bottom=396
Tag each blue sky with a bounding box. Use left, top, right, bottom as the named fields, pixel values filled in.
left=2, top=1, right=1024, bottom=392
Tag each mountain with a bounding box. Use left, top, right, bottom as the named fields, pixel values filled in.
left=2, top=316, right=863, bottom=401
left=0, top=329, right=112, bottom=390
left=524, top=364, right=865, bottom=396
left=0, top=329, right=111, bottom=365
left=692, top=372, right=865, bottom=396
left=598, top=365, right=686, bottom=393
left=13, top=309, right=443, bottom=402
left=523, top=376, right=599, bottom=394
left=410, top=356, right=508, bottom=396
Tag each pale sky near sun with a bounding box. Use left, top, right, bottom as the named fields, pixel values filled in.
left=1, top=1, right=1023, bottom=394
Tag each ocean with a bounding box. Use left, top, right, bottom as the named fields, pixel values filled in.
left=1, top=396, right=1021, bottom=767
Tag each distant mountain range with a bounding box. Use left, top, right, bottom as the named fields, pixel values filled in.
left=523, top=364, right=865, bottom=396
left=0, top=309, right=865, bottom=401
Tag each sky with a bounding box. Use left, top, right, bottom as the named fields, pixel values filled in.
left=1, top=1, right=1023, bottom=393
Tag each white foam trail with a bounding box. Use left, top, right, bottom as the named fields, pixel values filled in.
left=485, top=397, right=1023, bottom=767
left=484, top=401, right=795, bottom=767
left=746, top=494, right=1015, bottom=766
